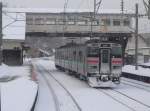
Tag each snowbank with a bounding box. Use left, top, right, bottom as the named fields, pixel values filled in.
left=0, top=63, right=38, bottom=111
left=140, top=62, right=150, bottom=67
left=122, top=65, right=150, bottom=77
left=0, top=63, right=30, bottom=81
left=1, top=77, right=38, bottom=111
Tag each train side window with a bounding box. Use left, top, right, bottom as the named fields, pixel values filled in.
left=79, top=51, right=83, bottom=62
left=55, top=51, right=57, bottom=59
left=73, top=51, right=76, bottom=60
left=66, top=49, right=68, bottom=60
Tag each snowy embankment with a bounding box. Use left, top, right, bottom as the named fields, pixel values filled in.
left=0, top=63, right=38, bottom=111
left=122, top=65, right=150, bottom=77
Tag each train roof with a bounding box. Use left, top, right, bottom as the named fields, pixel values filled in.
left=58, top=33, right=130, bottom=47
left=57, top=42, right=84, bottom=49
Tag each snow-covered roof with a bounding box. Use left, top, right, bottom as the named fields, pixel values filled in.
left=122, top=65, right=150, bottom=77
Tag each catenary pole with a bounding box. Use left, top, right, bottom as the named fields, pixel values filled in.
left=0, top=2, right=2, bottom=65
left=90, top=0, right=96, bottom=39
left=148, top=0, right=150, bottom=19
left=135, top=3, right=139, bottom=70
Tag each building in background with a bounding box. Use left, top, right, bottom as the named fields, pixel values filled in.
left=2, top=39, right=24, bottom=65
left=2, top=10, right=26, bottom=65
left=25, top=11, right=133, bottom=57
left=125, top=17, right=150, bottom=64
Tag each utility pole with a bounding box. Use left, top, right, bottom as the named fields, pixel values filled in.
left=135, top=3, right=139, bottom=70
left=63, top=0, right=68, bottom=44
left=90, top=0, right=97, bottom=39
left=148, top=0, right=150, bottom=19
left=94, top=0, right=96, bottom=18
left=0, top=2, right=2, bottom=65
left=121, top=0, right=124, bottom=14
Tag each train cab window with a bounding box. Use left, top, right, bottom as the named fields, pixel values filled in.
left=112, top=46, right=122, bottom=57
left=102, top=50, right=109, bottom=63
left=87, top=47, right=99, bottom=57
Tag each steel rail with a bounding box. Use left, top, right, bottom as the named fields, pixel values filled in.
left=37, top=66, right=61, bottom=111
left=40, top=65, right=82, bottom=111
left=112, top=89, right=150, bottom=108
left=98, top=89, right=136, bottom=111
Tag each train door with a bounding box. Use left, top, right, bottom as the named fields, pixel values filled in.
left=100, top=49, right=110, bottom=74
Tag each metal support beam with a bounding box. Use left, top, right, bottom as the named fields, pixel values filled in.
left=135, top=3, right=139, bottom=70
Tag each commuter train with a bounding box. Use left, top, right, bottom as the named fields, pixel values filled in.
left=55, top=38, right=125, bottom=87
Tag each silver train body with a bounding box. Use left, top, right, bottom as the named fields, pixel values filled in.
left=55, top=39, right=123, bottom=87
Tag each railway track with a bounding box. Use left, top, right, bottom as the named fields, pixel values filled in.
left=35, top=61, right=150, bottom=111
left=37, top=66, right=60, bottom=111
left=99, top=89, right=136, bottom=111
left=112, top=89, right=150, bottom=108
left=122, top=78, right=150, bottom=92
left=37, top=65, right=82, bottom=111
left=99, top=88, right=150, bottom=111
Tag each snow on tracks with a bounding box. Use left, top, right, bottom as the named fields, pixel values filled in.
left=36, top=65, right=82, bottom=111
left=97, top=83, right=150, bottom=111
left=35, top=59, right=150, bottom=111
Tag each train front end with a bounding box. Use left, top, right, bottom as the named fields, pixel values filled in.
left=86, top=42, right=122, bottom=87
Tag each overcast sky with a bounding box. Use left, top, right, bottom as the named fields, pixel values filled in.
left=1, top=0, right=146, bottom=13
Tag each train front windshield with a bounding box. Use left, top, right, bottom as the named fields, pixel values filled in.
left=111, top=46, right=122, bottom=57
left=87, top=47, right=99, bottom=57
left=87, top=46, right=122, bottom=57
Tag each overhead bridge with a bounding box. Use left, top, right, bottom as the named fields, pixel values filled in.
left=26, top=32, right=131, bottom=37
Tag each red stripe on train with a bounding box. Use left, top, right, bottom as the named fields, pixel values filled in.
left=87, top=60, right=99, bottom=63
left=87, top=58, right=99, bottom=64
left=112, top=58, right=122, bottom=64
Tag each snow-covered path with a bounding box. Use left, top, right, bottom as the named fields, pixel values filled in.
left=33, top=59, right=150, bottom=111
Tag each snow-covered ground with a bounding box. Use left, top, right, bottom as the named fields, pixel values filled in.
left=140, top=62, right=150, bottom=67
left=0, top=63, right=30, bottom=79
left=33, top=59, right=150, bottom=111
left=0, top=63, right=38, bottom=111
left=122, top=65, right=150, bottom=77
